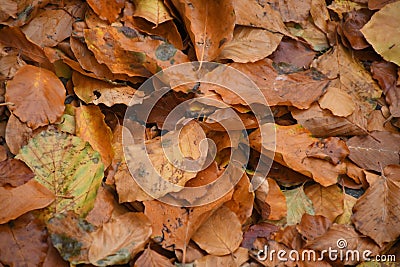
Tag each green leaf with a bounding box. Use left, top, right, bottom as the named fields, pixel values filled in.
left=16, top=130, right=104, bottom=217
left=283, top=186, right=314, bottom=225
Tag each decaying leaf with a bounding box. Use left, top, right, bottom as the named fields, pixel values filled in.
left=16, top=130, right=104, bottom=217
left=0, top=179, right=55, bottom=224
left=88, top=213, right=152, bottom=266
left=296, top=214, right=332, bottom=243
left=0, top=158, right=34, bottom=187
left=283, top=185, right=315, bottom=225
left=192, top=206, right=243, bottom=256
left=6, top=65, right=65, bottom=129
left=361, top=1, right=400, bottom=66
left=0, top=212, right=48, bottom=267
left=318, top=86, right=356, bottom=117
left=352, top=165, right=400, bottom=246
left=86, top=0, right=124, bottom=23
left=347, top=131, right=400, bottom=172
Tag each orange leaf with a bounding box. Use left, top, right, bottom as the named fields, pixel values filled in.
left=6, top=65, right=65, bottom=129
left=0, top=179, right=55, bottom=224
left=76, top=105, right=114, bottom=168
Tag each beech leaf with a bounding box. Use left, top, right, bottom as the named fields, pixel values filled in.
left=16, top=130, right=104, bottom=217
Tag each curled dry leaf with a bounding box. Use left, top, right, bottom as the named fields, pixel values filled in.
left=0, top=179, right=55, bottom=224
left=352, top=165, right=400, bottom=246
left=76, top=105, right=114, bottom=168
left=170, top=0, right=235, bottom=61
left=194, top=247, right=249, bottom=267
left=218, top=26, right=282, bottom=63
left=304, top=184, right=344, bottom=222
left=21, top=9, right=73, bottom=47
left=192, top=206, right=243, bottom=256
left=361, top=1, right=400, bottom=66
left=134, top=246, right=174, bottom=267
left=16, top=130, right=104, bottom=217
left=346, top=131, right=400, bottom=172
left=241, top=222, right=280, bottom=249
left=0, top=212, right=48, bottom=267
left=255, top=178, right=287, bottom=221
left=5, top=65, right=65, bottom=129
left=250, top=124, right=347, bottom=186
left=89, top=212, right=152, bottom=266
left=0, top=158, right=34, bottom=187
left=341, top=9, right=372, bottom=50
left=283, top=185, right=315, bottom=225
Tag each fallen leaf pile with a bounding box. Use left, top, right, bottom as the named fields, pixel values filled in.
left=0, top=0, right=400, bottom=266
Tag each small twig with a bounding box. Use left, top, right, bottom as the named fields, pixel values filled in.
left=0, top=102, right=14, bottom=106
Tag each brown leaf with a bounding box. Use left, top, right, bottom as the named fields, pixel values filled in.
left=242, top=222, right=280, bottom=249
left=170, top=0, right=235, bottom=61
left=305, top=184, right=344, bottom=222
left=144, top=190, right=232, bottom=251
left=6, top=65, right=65, bottom=129
left=224, top=173, right=254, bottom=224
left=47, top=211, right=94, bottom=264
left=306, top=137, right=349, bottom=165
left=42, top=237, right=69, bottom=267
left=296, top=214, right=332, bottom=244
left=264, top=178, right=287, bottom=220
left=21, top=9, right=73, bottom=47
left=134, top=246, right=174, bottom=267
left=291, top=102, right=368, bottom=137
left=233, top=0, right=291, bottom=36
left=312, top=44, right=382, bottom=115
left=0, top=27, right=52, bottom=68
left=250, top=124, right=346, bottom=186
left=306, top=224, right=380, bottom=265
left=352, top=165, right=400, bottom=246
left=335, top=194, right=357, bottom=225
left=347, top=131, right=400, bottom=172
left=132, top=0, right=173, bottom=24
left=205, top=58, right=329, bottom=109
left=218, top=26, right=282, bottom=63
left=76, top=105, right=114, bottom=168
left=0, top=158, right=34, bottom=187
left=0, top=179, right=55, bottom=224
left=318, top=86, right=356, bottom=117
left=276, top=0, right=312, bottom=23
left=371, top=61, right=400, bottom=117
left=342, top=9, right=372, bottom=50
left=194, top=247, right=249, bottom=267
left=0, top=212, right=48, bottom=267
left=192, top=206, right=243, bottom=256
left=89, top=212, right=152, bottom=266
left=86, top=0, right=124, bottom=23
left=5, top=113, right=33, bottom=155
left=72, top=72, right=142, bottom=107
left=270, top=37, right=316, bottom=69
